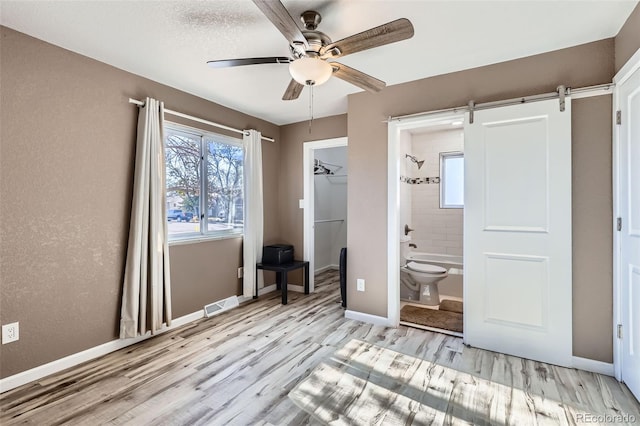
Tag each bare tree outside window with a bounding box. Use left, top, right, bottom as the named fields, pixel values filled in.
left=206, top=138, right=243, bottom=232
left=166, top=133, right=199, bottom=210
left=164, top=125, right=244, bottom=239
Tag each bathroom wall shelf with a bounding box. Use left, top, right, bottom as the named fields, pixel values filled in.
left=400, top=175, right=440, bottom=184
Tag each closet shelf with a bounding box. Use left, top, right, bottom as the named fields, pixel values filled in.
left=315, top=173, right=347, bottom=178
left=315, top=219, right=345, bottom=224
left=325, top=175, right=347, bottom=184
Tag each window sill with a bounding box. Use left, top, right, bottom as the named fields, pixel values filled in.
left=168, top=233, right=243, bottom=247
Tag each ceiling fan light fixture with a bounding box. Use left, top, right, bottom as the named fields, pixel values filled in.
left=289, top=57, right=332, bottom=86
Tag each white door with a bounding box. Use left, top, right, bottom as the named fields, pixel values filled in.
left=617, top=66, right=640, bottom=400
left=464, top=98, right=573, bottom=367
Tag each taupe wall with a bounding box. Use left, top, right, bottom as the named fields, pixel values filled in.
left=0, top=26, right=280, bottom=378
left=571, top=96, right=613, bottom=362
left=346, top=39, right=615, bottom=362
left=614, top=2, right=640, bottom=73
left=278, top=115, right=348, bottom=276
left=170, top=239, right=243, bottom=318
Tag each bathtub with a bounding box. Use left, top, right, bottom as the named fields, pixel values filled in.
left=405, top=252, right=463, bottom=274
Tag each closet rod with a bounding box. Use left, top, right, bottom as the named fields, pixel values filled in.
left=387, top=83, right=614, bottom=123
left=128, top=98, right=275, bottom=143
left=315, top=159, right=342, bottom=168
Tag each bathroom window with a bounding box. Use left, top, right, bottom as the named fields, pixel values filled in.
left=440, top=152, right=464, bottom=208
left=164, top=122, right=244, bottom=241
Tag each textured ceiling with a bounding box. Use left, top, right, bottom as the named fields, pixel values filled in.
left=1, top=0, right=636, bottom=125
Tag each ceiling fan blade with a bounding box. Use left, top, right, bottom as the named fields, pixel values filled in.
left=252, top=0, right=308, bottom=52
left=320, top=18, right=414, bottom=59
left=207, top=57, right=291, bottom=68
left=282, top=79, right=304, bottom=100
left=331, top=62, right=386, bottom=93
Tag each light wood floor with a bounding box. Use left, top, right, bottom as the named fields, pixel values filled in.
left=1, top=270, right=638, bottom=425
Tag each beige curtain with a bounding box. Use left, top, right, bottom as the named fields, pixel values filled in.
left=243, top=130, right=264, bottom=297
left=120, top=97, right=172, bottom=338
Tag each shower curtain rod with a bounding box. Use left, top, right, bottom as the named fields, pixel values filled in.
left=128, top=98, right=275, bottom=143
left=386, top=83, right=615, bottom=123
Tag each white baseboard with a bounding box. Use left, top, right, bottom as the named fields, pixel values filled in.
left=0, top=309, right=207, bottom=393
left=237, top=283, right=278, bottom=304
left=288, top=284, right=305, bottom=293
left=259, top=284, right=277, bottom=295
left=251, top=284, right=306, bottom=294
left=238, top=283, right=306, bottom=296
left=345, top=310, right=393, bottom=327
left=314, top=264, right=339, bottom=274
left=572, top=356, right=614, bottom=376
left=237, top=283, right=306, bottom=301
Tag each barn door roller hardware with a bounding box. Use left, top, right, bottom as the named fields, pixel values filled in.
left=388, top=83, right=613, bottom=124
left=468, top=100, right=476, bottom=124
left=557, top=85, right=567, bottom=112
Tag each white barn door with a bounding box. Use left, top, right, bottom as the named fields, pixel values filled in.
left=464, top=98, right=572, bottom=367
left=617, top=65, right=640, bottom=400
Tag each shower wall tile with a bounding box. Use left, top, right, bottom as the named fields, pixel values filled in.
left=446, top=247, right=463, bottom=256
left=410, top=129, right=464, bottom=255
left=447, top=227, right=463, bottom=235
left=442, top=240, right=462, bottom=248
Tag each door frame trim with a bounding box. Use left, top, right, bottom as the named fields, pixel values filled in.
left=612, top=47, right=640, bottom=381
left=387, top=112, right=466, bottom=327
left=303, top=137, right=348, bottom=292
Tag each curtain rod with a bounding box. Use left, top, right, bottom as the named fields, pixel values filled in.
left=387, top=83, right=615, bottom=123
left=128, top=98, right=275, bottom=143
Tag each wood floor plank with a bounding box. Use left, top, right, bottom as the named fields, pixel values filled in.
left=2, top=270, right=638, bottom=425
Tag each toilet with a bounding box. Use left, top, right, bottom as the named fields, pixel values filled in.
left=400, top=239, right=449, bottom=305
left=401, top=261, right=448, bottom=305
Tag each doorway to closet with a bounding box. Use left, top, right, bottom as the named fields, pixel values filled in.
left=303, top=137, right=348, bottom=293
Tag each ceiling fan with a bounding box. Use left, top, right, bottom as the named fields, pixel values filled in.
left=207, top=0, right=414, bottom=100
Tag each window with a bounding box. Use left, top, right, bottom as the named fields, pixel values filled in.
left=440, top=152, right=464, bottom=208
left=164, top=123, right=244, bottom=240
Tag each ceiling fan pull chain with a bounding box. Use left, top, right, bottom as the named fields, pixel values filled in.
left=308, top=84, right=314, bottom=133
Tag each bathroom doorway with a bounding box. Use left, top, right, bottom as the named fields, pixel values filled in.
left=388, top=98, right=574, bottom=368
left=303, top=137, right=348, bottom=293
left=397, top=118, right=465, bottom=336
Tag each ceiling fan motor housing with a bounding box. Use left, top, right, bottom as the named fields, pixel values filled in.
left=301, top=10, right=321, bottom=30
left=301, top=31, right=331, bottom=54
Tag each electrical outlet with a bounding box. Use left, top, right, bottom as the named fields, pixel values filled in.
left=238, top=267, right=244, bottom=278
left=2, top=322, right=19, bottom=344
left=357, top=279, right=365, bottom=292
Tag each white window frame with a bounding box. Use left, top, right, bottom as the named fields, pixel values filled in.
left=440, top=151, right=464, bottom=209
left=165, top=122, right=244, bottom=243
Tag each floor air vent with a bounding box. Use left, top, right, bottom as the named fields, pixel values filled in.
left=204, top=296, right=239, bottom=318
